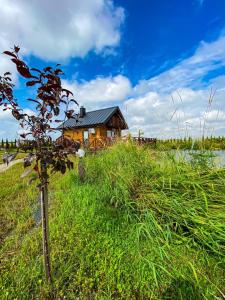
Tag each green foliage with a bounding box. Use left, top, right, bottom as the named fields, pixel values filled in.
left=0, top=139, right=17, bottom=150
left=157, top=136, right=225, bottom=151
left=5, top=139, right=9, bottom=150
left=0, top=142, right=225, bottom=299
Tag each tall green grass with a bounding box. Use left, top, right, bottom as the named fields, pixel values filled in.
left=0, top=142, right=225, bottom=299
left=156, top=136, right=225, bottom=150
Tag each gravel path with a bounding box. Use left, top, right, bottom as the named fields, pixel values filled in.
left=0, top=159, right=24, bottom=173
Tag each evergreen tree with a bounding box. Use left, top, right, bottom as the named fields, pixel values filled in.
left=5, top=139, right=9, bottom=150
left=1, top=138, right=4, bottom=149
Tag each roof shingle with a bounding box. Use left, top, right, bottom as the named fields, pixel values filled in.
left=57, top=106, right=126, bottom=129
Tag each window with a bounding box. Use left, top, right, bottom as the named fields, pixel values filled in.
left=89, top=128, right=95, bottom=134
left=83, top=130, right=89, bottom=141
left=107, top=130, right=115, bottom=138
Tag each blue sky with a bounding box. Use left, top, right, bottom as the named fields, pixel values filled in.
left=0, top=0, right=225, bottom=139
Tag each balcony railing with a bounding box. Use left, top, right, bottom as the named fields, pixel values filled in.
left=132, top=137, right=157, bottom=145
left=82, top=136, right=157, bottom=150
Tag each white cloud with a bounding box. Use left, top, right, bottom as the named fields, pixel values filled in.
left=125, top=84, right=225, bottom=138
left=63, top=75, right=132, bottom=108
left=204, top=110, right=225, bottom=122
left=0, top=0, right=124, bottom=63
left=0, top=109, right=20, bottom=140
left=0, top=0, right=126, bottom=139
left=134, top=34, right=225, bottom=96
left=1, top=0, right=225, bottom=140
left=125, top=33, right=225, bottom=138
left=0, top=56, right=18, bottom=83
left=58, top=32, right=225, bottom=138
left=0, top=108, right=36, bottom=140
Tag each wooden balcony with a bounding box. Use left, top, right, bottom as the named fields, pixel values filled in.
left=132, top=137, right=157, bottom=145
left=83, top=137, right=119, bottom=150
left=82, top=136, right=157, bottom=151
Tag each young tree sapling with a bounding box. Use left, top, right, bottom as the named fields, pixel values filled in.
left=0, top=45, right=79, bottom=283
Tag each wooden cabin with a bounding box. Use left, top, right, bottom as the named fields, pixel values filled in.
left=57, top=106, right=128, bottom=148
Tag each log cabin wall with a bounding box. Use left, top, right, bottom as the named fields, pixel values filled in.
left=64, top=128, right=83, bottom=142
left=64, top=126, right=106, bottom=143
left=106, top=112, right=126, bottom=130
left=64, top=125, right=121, bottom=144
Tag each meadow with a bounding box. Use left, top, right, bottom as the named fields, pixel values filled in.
left=0, top=142, right=225, bottom=299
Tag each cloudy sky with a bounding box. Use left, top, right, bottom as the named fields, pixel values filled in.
left=0, top=0, right=225, bottom=139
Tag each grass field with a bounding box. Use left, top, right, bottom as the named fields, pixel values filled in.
left=0, top=142, right=225, bottom=299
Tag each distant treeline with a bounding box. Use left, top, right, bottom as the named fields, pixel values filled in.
left=0, top=139, right=17, bottom=150
left=0, top=139, right=51, bottom=152
left=156, top=136, right=225, bottom=150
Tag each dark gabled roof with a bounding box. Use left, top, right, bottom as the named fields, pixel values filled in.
left=57, top=106, right=128, bottom=130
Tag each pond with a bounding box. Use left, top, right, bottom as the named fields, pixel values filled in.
left=174, top=150, right=225, bottom=168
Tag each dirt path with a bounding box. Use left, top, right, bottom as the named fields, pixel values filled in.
left=0, top=159, right=24, bottom=173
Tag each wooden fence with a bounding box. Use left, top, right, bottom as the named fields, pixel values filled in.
left=132, top=137, right=157, bottom=145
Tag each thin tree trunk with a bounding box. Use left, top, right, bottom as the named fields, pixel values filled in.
left=78, top=158, right=85, bottom=182
left=40, top=161, right=52, bottom=284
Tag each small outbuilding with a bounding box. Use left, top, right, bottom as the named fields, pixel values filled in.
left=57, top=106, right=128, bottom=148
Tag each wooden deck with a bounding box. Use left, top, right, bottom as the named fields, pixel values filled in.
left=56, top=135, right=157, bottom=152
left=132, top=137, right=157, bottom=145
left=82, top=136, right=157, bottom=150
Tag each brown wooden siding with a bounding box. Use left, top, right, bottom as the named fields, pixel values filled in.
left=64, top=125, right=121, bottom=144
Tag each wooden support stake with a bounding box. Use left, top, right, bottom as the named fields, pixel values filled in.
left=40, top=162, right=52, bottom=284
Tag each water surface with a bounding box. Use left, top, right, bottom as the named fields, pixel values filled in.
left=174, top=150, right=225, bottom=167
